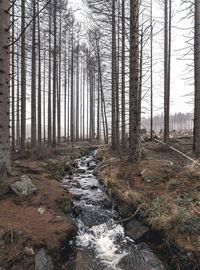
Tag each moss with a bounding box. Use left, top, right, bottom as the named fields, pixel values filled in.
left=179, top=217, right=200, bottom=237
left=139, top=198, right=191, bottom=237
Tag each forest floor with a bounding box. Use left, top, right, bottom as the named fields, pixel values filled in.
left=0, top=142, right=95, bottom=270
left=95, top=137, right=200, bottom=269
left=1, top=137, right=200, bottom=269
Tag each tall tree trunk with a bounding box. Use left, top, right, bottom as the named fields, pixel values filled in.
left=164, top=0, right=170, bottom=142
left=16, top=43, right=20, bottom=145
left=11, top=1, right=15, bottom=151
left=116, top=0, right=120, bottom=145
left=37, top=3, right=42, bottom=146
left=21, top=0, right=26, bottom=150
left=48, top=4, right=52, bottom=146
left=129, top=0, right=141, bottom=162
left=150, top=0, right=153, bottom=140
left=121, top=0, right=126, bottom=147
left=112, top=0, right=117, bottom=148
left=71, top=27, right=74, bottom=142
left=0, top=0, right=11, bottom=183
left=31, top=0, right=36, bottom=147
left=76, top=43, right=79, bottom=141
left=43, top=35, right=46, bottom=143
left=64, top=38, right=67, bottom=141
left=194, top=0, right=200, bottom=155
left=83, top=64, right=85, bottom=140
left=57, top=2, right=61, bottom=144
left=52, top=0, right=57, bottom=147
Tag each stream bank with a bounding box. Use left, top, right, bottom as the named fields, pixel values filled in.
left=0, top=144, right=96, bottom=270
left=94, top=145, right=200, bottom=270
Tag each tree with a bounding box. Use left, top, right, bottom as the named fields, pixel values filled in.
left=129, top=0, right=141, bottom=162
left=31, top=0, right=36, bottom=147
left=0, top=0, right=10, bottom=183
left=194, top=0, right=200, bottom=155
left=52, top=0, right=57, bottom=147
left=111, top=0, right=117, bottom=148
left=21, top=0, right=26, bottom=150
left=121, top=0, right=126, bottom=147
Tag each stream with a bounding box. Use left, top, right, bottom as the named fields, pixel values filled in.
left=61, top=150, right=167, bottom=270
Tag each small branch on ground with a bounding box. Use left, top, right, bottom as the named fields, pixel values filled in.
left=113, top=203, right=144, bottom=225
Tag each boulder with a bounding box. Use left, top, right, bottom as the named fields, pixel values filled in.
left=118, top=244, right=166, bottom=270
left=11, top=175, right=37, bottom=196
left=124, top=219, right=149, bottom=241
left=35, top=248, right=54, bottom=270
left=66, top=251, right=98, bottom=270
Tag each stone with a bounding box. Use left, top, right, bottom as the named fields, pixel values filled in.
left=118, top=244, right=166, bottom=270
left=11, top=175, right=37, bottom=196
left=102, top=197, right=112, bottom=209
left=35, top=248, right=54, bottom=270
left=38, top=208, right=46, bottom=216
left=124, top=219, right=149, bottom=241
left=76, top=168, right=86, bottom=174
left=24, top=247, right=34, bottom=256
left=73, top=206, right=83, bottom=216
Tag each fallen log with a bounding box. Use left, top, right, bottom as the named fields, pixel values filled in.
left=154, top=139, right=200, bottom=167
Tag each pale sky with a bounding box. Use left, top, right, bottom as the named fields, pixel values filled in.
left=68, top=0, right=194, bottom=117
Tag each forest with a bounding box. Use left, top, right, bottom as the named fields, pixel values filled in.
left=0, top=0, right=200, bottom=269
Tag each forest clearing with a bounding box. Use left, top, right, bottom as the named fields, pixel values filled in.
left=1, top=0, right=200, bottom=269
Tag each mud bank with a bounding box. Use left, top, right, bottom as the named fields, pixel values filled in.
left=0, top=144, right=95, bottom=270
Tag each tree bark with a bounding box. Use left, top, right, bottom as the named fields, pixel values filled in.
left=21, top=0, right=26, bottom=150
left=194, top=0, right=200, bottom=155
left=129, top=0, right=141, bottom=162
left=52, top=0, right=57, bottom=147
left=11, top=0, right=15, bottom=151
left=0, top=0, right=11, bottom=182
left=31, top=0, right=36, bottom=147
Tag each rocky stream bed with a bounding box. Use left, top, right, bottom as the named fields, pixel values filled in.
left=61, top=150, right=168, bottom=270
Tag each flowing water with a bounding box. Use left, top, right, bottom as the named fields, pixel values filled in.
left=61, top=151, right=167, bottom=270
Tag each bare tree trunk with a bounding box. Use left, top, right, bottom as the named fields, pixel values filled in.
left=121, top=0, right=126, bottom=147
left=43, top=35, right=46, bottom=143
left=11, top=1, right=15, bottom=151
left=57, top=2, right=61, bottom=144
left=48, top=4, right=52, bottom=146
left=0, top=0, right=11, bottom=182
left=21, top=0, right=26, bottom=150
left=194, top=0, right=200, bottom=155
left=52, top=0, right=57, bottom=147
left=31, top=0, right=36, bottom=147
left=64, top=38, right=67, bottom=141
left=164, top=0, right=170, bottom=143
left=68, top=40, right=70, bottom=141
left=16, top=43, right=20, bottom=145
left=129, top=0, right=141, bottom=162
left=112, top=0, right=117, bottom=148
left=71, top=27, right=74, bottom=142
left=150, top=0, right=153, bottom=140
left=116, top=0, right=120, bottom=145
left=83, top=62, right=85, bottom=140
left=37, top=2, right=42, bottom=146
left=76, top=42, right=80, bottom=141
